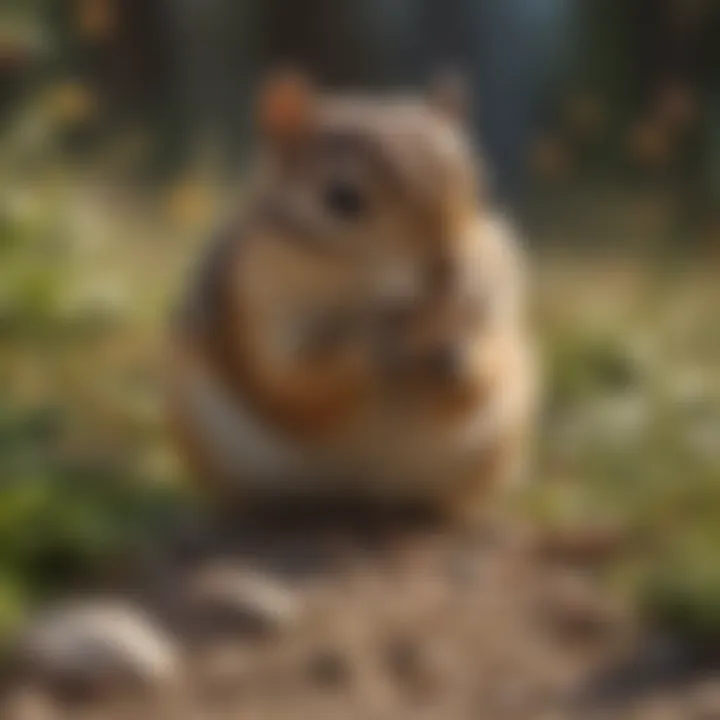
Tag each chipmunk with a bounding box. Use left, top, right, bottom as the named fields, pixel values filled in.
left=167, top=71, right=537, bottom=522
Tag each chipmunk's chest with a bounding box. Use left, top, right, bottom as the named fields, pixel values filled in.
left=177, top=359, right=498, bottom=499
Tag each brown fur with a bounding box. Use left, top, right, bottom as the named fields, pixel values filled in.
left=168, top=75, right=536, bottom=517
left=173, top=219, right=371, bottom=442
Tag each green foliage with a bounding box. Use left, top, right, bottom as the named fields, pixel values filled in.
left=0, top=92, right=195, bottom=647
left=546, top=330, right=648, bottom=408
left=530, top=263, right=720, bottom=649
left=640, top=531, right=720, bottom=648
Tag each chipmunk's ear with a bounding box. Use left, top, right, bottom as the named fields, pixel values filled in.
left=257, top=69, right=315, bottom=146
left=427, top=69, right=470, bottom=122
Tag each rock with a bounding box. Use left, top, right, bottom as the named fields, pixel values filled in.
left=185, top=565, right=301, bottom=637
left=15, top=600, right=180, bottom=696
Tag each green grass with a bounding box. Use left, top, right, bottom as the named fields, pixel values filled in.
left=0, top=132, right=207, bottom=638
left=528, top=258, right=720, bottom=644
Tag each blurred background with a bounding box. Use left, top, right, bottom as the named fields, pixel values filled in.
left=0, top=0, right=720, bottom=716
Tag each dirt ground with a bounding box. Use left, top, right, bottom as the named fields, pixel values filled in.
left=4, top=511, right=719, bottom=720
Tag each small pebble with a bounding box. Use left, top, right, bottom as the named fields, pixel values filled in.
left=15, top=600, right=179, bottom=697
left=186, top=565, right=301, bottom=637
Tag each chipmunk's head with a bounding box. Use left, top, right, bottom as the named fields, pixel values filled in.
left=241, top=71, right=492, bottom=424
left=254, top=70, right=483, bottom=309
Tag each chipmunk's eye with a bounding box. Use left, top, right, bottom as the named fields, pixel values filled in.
left=323, top=179, right=366, bottom=219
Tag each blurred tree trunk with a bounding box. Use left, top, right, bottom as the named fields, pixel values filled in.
left=475, top=0, right=574, bottom=208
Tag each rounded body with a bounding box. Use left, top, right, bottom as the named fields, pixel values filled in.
left=168, top=214, right=536, bottom=514
left=167, top=80, right=537, bottom=519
